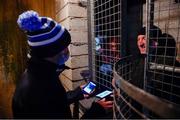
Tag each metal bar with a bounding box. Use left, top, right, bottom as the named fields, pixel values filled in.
left=88, top=0, right=95, bottom=83
left=149, top=62, right=180, bottom=73
left=87, top=0, right=93, bottom=82
left=145, top=0, right=151, bottom=91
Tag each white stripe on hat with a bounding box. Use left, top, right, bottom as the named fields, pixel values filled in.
left=28, top=26, right=65, bottom=47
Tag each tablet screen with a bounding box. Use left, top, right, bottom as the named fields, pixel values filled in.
left=96, top=90, right=112, bottom=98
left=83, top=82, right=96, bottom=94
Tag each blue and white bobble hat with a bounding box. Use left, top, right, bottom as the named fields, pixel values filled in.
left=17, top=10, right=71, bottom=58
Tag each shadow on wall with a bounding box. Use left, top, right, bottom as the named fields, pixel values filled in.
left=0, top=58, right=15, bottom=118
left=0, top=82, right=15, bottom=118
left=0, top=0, right=55, bottom=118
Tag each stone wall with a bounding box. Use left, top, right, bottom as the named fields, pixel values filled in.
left=55, top=0, right=88, bottom=90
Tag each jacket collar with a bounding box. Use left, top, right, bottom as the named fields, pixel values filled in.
left=56, top=64, right=70, bottom=74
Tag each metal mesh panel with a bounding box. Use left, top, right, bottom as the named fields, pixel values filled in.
left=113, top=57, right=133, bottom=119
left=144, top=0, right=180, bottom=118
left=88, top=0, right=180, bottom=119
left=146, top=0, right=180, bottom=103
left=91, top=0, right=121, bottom=90
left=113, top=56, right=148, bottom=119
left=113, top=56, right=180, bottom=119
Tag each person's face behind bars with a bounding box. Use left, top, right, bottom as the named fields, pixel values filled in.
left=137, top=34, right=146, bottom=54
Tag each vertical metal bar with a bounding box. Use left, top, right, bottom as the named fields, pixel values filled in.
left=121, top=0, right=127, bottom=57
left=144, top=0, right=150, bottom=91
left=88, top=0, right=95, bottom=82
left=145, top=0, right=155, bottom=89
left=143, top=0, right=151, bottom=116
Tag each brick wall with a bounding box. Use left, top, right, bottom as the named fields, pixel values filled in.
left=55, top=0, right=88, bottom=90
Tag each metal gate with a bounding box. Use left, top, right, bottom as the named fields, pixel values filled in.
left=88, top=0, right=180, bottom=119
left=88, top=0, right=122, bottom=90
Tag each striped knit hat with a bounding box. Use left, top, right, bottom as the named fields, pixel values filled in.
left=17, top=10, right=71, bottom=58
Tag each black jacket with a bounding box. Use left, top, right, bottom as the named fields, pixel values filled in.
left=12, top=58, right=84, bottom=119
left=12, top=58, right=106, bottom=119
left=131, top=54, right=146, bottom=89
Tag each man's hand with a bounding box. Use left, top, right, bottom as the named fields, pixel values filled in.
left=100, top=64, right=112, bottom=75
left=96, top=98, right=113, bottom=110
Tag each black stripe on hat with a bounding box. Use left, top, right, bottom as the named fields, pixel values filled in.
left=30, top=29, right=71, bottom=58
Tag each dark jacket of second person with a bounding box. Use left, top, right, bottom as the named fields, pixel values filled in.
left=12, top=58, right=106, bottom=119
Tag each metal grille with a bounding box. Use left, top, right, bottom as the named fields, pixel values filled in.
left=90, top=0, right=121, bottom=90
left=113, top=56, right=139, bottom=119
left=145, top=0, right=180, bottom=118
left=114, top=56, right=180, bottom=119
left=88, top=0, right=180, bottom=119
left=113, top=56, right=149, bottom=119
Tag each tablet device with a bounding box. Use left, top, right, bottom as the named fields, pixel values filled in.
left=83, top=81, right=96, bottom=94
left=96, top=90, right=112, bottom=99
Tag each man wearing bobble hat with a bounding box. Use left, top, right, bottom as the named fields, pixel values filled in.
left=12, top=10, right=113, bottom=119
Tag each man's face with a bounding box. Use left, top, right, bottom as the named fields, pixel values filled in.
left=110, top=41, right=117, bottom=52
left=137, top=35, right=146, bottom=54
left=60, top=47, right=69, bottom=56
left=109, top=37, right=119, bottom=53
